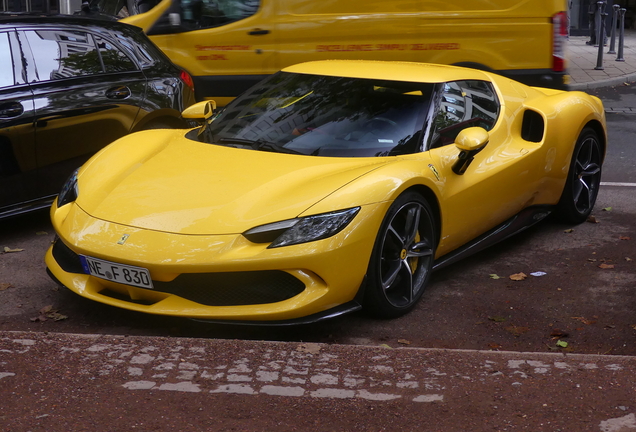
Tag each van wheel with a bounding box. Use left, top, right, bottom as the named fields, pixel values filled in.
left=363, top=192, right=436, bottom=318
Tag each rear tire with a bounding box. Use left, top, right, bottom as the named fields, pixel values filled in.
left=363, top=192, right=436, bottom=318
left=555, top=127, right=602, bottom=224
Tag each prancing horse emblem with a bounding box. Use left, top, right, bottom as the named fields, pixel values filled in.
left=117, top=234, right=130, bottom=245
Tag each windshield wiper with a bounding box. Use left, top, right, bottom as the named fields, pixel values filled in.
left=216, top=138, right=303, bottom=155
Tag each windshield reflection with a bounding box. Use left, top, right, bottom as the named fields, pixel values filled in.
left=200, top=72, right=433, bottom=157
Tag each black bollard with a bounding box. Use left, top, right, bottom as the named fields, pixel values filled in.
left=617, top=8, right=626, bottom=62
left=595, top=1, right=607, bottom=69
left=594, top=1, right=603, bottom=47
left=608, top=4, right=620, bottom=54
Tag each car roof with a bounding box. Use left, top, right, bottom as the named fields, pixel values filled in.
left=0, top=13, right=139, bottom=33
left=282, top=60, right=494, bottom=84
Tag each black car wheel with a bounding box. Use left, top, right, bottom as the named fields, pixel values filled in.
left=363, top=192, right=436, bottom=318
left=556, top=127, right=603, bottom=224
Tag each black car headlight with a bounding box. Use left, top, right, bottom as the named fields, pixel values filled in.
left=57, top=169, right=79, bottom=207
left=243, top=207, right=360, bottom=248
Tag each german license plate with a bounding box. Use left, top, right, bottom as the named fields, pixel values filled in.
left=80, top=255, right=153, bottom=289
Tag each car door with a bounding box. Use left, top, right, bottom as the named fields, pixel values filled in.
left=18, top=26, right=147, bottom=197
left=426, top=80, right=540, bottom=253
left=0, top=29, right=38, bottom=212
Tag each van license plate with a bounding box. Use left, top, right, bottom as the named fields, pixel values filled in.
left=80, top=255, right=153, bottom=289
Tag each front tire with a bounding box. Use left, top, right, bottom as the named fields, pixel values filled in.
left=363, top=192, right=436, bottom=318
left=555, top=127, right=603, bottom=224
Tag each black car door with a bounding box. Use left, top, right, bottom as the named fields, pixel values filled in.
left=18, top=26, right=147, bottom=197
left=0, top=29, right=38, bottom=213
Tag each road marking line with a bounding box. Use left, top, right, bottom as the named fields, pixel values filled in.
left=601, top=182, right=636, bottom=187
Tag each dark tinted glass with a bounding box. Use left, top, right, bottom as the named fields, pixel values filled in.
left=429, top=80, right=499, bottom=148
left=24, top=29, right=101, bottom=80
left=94, top=35, right=137, bottom=72
left=0, top=32, right=14, bottom=88
left=201, top=72, right=432, bottom=157
left=181, top=0, right=260, bottom=30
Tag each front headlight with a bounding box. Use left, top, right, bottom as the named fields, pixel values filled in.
left=57, top=169, right=79, bottom=207
left=244, top=207, right=360, bottom=248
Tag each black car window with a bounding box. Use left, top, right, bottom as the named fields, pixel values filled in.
left=23, top=29, right=102, bottom=80
left=0, top=32, right=14, bottom=88
left=181, top=0, right=260, bottom=30
left=94, top=35, right=137, bottom=72
left=199, top=72, right=432, bottom=158
left=429, top=80, right=499, bottom=149
left=113, top=33, right=155, bottom=68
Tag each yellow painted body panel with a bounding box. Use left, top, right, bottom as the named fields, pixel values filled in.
left=121, top=0, right=566, bottom=101
left=46, top=60, right=605, bottom=322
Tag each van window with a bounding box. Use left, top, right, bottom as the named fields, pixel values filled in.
left=0, top=33, right=13, bottom=88
left=429, top=80, right=499, bottom=149
left=181, top=0, right=260, bottom=30
left=23, top=30, right=100, bottom=80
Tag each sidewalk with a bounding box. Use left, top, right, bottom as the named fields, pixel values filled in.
left=568, top=29, right=636, bottom=90
left=2, top=331, right=636, bottom=431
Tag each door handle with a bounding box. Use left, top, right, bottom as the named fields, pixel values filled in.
left=248, top=28, right=270, bottom=35
left=106, top=86, right=131, bottom=99
left=0, top=102, right=24, bottom=119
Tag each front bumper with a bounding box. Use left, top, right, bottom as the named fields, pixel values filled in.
left=46, top=202, right=387, bottom=322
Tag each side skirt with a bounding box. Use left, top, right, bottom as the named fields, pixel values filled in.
left=432, top=205, right=553, bottom=272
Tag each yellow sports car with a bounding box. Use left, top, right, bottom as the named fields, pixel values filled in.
left=45, top=61, right=606, bottom=324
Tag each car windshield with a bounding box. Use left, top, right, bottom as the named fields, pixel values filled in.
left=197, top=72, right=433, bottom=157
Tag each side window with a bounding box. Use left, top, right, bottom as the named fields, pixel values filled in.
left=181, top=0, right=260, bottom=30
left=429, top=80, right=499, bottom=149
left=94, top=35, right=137, bottom=72
left=23, top=29, right=101, bottom=80
left=0, top=32, right=14, bottom=88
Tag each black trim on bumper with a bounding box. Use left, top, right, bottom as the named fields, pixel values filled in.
left=190, top=301, right=362, bottom=327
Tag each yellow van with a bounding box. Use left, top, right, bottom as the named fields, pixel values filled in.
left=108, top=0, right=568, bottom=105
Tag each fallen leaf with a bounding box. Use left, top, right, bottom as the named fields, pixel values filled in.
left=505, top=326, right=529, bottom=337
left=379, top=344, right=392, bottom=349
left=586, top=215, right=599, bottom=223
left=550, top=329, right=569, bottom=338
left=397, top=339, right=411, bottom=345
left=556, top=340, right=568, bottom=348
left=488, top=343, right=502, bottom=350
left=0, top=283, right=12, bottom=291
left=631, top=324, right=636, bottom=330
left=598, top=263, right=615, bottom=269
left=46, top=311, right=68, bottom=321
left=39, top=305, right=53, bottom=314
left=3, top=247, right=24, bottom=253
left=35, top=231, right=48, bottom=236
left=509, top=272, right=527, bottom=281
left=488, top=316, right=507, bottom=323
left=587, top=258, right=597, bottom=262
left=624, top=82, right=631, bottom=86
left=564, top=228, right=574, bottom=233
left=626, top=257, right=633, bottom=262
left=489, top=274, right=501, bottom=279
left=296, top=343, right=321, bottom=354
left=619, top=236, right=631, bottom=241
left=602, top=207, right=612, bottom=212
left=572, top=316, right=597, bottom=325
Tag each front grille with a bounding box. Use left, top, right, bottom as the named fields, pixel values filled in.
left=153, top=271, right=305, bottom=306
left=51, top=240, right=84, bottom=274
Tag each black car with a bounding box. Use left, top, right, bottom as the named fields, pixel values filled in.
left=0, top=14, right=196, bottom=218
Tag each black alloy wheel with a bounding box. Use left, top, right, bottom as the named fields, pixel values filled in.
left=363, top=192, right=436, bottom=318
left=556, top=127, right=603, bottom=224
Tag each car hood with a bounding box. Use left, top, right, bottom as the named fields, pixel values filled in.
left=76, top=131, right=390, bottom=235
